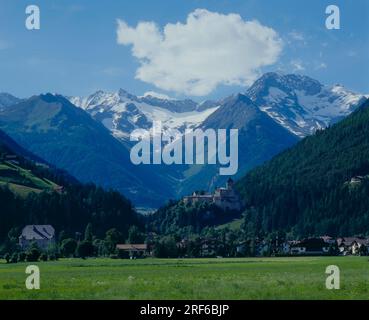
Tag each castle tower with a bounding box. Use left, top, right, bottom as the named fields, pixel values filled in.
left=226, top=178, right=234, bottom=190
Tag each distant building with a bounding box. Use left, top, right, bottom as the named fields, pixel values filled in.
left=290, top=238, right=330, bottom=255
left=337, top=237, right=369, bottom=255
left=183, top=178, right=243, bottom=211
left=346, top=176, right=367, bottom=187
left=116, top=244, right=151, bottom=258
left=19, top=225, right=55, bottom=250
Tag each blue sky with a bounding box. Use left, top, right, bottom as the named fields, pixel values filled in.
left=0, top=0, right=368, bottom=100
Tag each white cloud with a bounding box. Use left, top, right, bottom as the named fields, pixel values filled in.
left=288, top=31, right=305, bottom=42
left=116, top=9, right=282, bottom=96
left=315, top=62, right=327, bottom=70
left=291, top=59, right=305, bottom=72
left=142, top=91, right=173, bottom=100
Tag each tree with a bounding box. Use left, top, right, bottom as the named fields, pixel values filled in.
left=153, top=236, right=179, bottom=258
left=76, top=240, right=94, bottom=259
left=4, top=253, right=10, bottom=263
left=127, top=226, right=144, bottom=244
left=18, top=252, right=26, bottom=262
left=358, top=244, right=368, bottom=256
left=105, top=229, right=122, bottom=254
left=84, top=223, right=94, bottom=242
left=26, top=247, right=41, bottom=262
left=40, top=253, right=48, bottom=261
left=58, top=230, right=68, bottom=243
left=10, top=252, right=18, bottom=263
left=61, top=238, right=77, bottom=257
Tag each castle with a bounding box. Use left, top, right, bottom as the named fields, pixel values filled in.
left=183, top=178, right=243, bottom=211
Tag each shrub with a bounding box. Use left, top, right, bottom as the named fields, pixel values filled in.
left=61, top=238, right=77, bottom=257
left=4, top=253, right=10, bottom=263
left=18, top=252, right=26, bottom=262
left=26, top=247, right=41, bottom=262
left=48, top=253, right=56, bottom=261
left=76, top=241, right=94, bottom=259
left=40, top=253, right=48, bottom=262
left=10, top=252, right=18, bottom=263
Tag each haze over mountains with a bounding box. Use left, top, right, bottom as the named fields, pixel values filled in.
left=0, top=72, right=366, bottom=207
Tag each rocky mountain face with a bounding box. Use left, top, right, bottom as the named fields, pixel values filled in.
left=246, top=72, right=365, bottom=137
left=0, top=93, right=21, bottom=111
left=0, top=73, right=365, bottom=207
left=0, top=94, right=173, bottom=206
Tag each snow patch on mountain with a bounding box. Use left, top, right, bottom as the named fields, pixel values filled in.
left=69, top=90, right=219, bottom=141
left=247, top=73, right=365, bottom=137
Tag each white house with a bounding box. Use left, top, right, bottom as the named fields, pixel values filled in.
left=19, top=225, right=55, bottom=250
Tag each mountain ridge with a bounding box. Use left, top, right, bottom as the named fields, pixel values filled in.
left=236, top=97, right=369, bottom=236
left=0, top=72, right=365, bottom=207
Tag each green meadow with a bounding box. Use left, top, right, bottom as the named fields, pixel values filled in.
left=1, top=256, right=369, bottom=300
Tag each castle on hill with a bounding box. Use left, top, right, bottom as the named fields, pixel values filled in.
left=183, top=178, right=243, bottom=211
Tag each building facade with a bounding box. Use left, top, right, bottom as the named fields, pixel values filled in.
left=183, top=178, right=243, bottom=211
left=19, top=225, right=55, bottom=250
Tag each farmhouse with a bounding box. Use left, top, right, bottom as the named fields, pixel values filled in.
left=183, top=178, right=243, bottom=211
left=19, top=225, right=55, bottom=250
left=290, top=238, right=330, bottom=255
left=116, top=244, right=151, bottom=258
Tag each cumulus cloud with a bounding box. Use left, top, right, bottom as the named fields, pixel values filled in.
left=116, top=9, right=282, bottom=96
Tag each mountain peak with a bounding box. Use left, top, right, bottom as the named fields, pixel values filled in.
left=118, top=88, right=137, bottom=101
left=0, top=92, right=21, bottom=109
left=246, top=72, right=364, bottom=137
left=250, top=72, right=323, bottom=97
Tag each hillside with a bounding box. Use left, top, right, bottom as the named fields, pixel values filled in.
left=237, top=98, right=369, bottom=237
left=0, top=129, right=70, bottom=196
left=68, top=73, right=364, bottom=202
left=0, top=128, right=141, bottom=246
left=178, top=94, right=299, bottom=196
left=0, top=161, right=59, bottom=197
left=0, top=94, right=172, bottom=207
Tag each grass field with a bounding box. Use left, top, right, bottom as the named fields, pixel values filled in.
left=1, top=256, right=369, bottom=300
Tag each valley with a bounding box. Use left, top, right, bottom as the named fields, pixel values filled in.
left=1, top=72, right=363, bottom=208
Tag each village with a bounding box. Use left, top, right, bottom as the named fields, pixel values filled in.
left=14, top=223, right=369, bottom=260
left=10, top=179, right=369, bottom=260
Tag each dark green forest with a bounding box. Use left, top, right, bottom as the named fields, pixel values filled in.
left=237, top=98, right=369, bottom=237
left=149, top=99, right=369, bottom=240
left=0, top=130, right=141, bottom=252
left=148, top=200, right=240, bottom=236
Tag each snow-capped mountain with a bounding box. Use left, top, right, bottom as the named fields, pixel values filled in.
left=0, top=72, right=366, bottom=206
left=247, top=72, right=366, bottom=137
left=70, top=73, right=365, bottom=142
left=69, top=89, right=219, bottom=140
